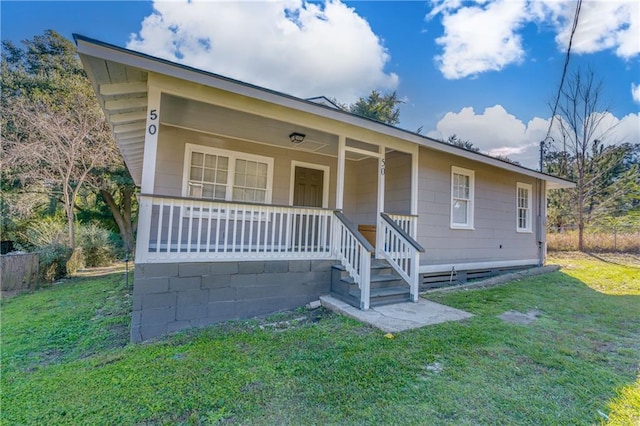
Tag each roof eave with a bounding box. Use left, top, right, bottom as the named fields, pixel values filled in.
left=74, top=34, right=575, bottom=189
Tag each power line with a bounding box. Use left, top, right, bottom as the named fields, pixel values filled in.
left=540, top=0, right=582, bottom=170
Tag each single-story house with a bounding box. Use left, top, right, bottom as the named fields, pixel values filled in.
left=74, top=35, right=574, bottom=342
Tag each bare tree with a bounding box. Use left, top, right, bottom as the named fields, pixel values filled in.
left=4, top=75, right=116, bottom=248
left=546, top=69, right=630, bottom=251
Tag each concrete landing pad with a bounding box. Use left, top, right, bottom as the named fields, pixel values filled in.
left=320, top=295, right=473, bottom=333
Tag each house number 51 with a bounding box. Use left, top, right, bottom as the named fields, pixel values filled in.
left=148, top=109, right=158, bottom=135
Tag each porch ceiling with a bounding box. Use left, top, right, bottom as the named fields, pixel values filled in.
left=161, top=94, right=340, bottom=157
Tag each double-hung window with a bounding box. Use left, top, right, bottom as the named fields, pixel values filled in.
left=450, top=166, right=474, bottom=229
left=183, top=143, right=273, bottom=204
left=516, top=182, right=532, bottom=232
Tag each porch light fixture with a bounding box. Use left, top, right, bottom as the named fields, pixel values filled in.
left=289, top=132, right=306, bottom=144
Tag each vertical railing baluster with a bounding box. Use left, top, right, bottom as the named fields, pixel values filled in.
left=303, top=211, right=309, bottom=252
left=167, top=199, right=175, bottom=253
left=231, top=206, right=238, bottom=253
left=176, top=200, right=184, bottom=254
left=224, top=205, right=231, bottom=253
left=196, top=200, right=203, bottom=253
left=257, top=206, right=263, bottom=253
left=155, top=198, right=164, bottom=253
left=186, top=199, right=195, bottom=254
left=205, top=200, right=213, bottom=253
left=247, top=206, right=254, bottom=254
left=214, top=204, right=221, bottom=253
left=276, top=210, right=282, bottom=252
left=285, top=210, right=292, bottom=252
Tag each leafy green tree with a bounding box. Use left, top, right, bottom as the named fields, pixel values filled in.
left=444, top=134, right=479, bottom=152
left=92, top=165, right=138, bottom=255
left=348, top=90, right=402, bottom=125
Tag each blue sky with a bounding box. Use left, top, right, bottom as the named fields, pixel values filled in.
left=2, top=0, right=639, bottom=168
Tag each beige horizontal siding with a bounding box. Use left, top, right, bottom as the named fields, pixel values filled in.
left=417, top=147, right=540, bottom=265
left=154, top=126, right=338, bottom=207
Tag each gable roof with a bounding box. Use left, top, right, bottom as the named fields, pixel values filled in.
left=74, top=34, right=574, bottom=189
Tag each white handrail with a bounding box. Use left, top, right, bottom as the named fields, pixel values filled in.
left=138, top=194, right=334, bottom=262
left=333, top=212, right=372, bottom=310
left=386, top=213, right=417, bottom=238
left=378, top=213, right=424, bottom=302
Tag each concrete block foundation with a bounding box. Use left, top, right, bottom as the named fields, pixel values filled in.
left=131, top=260, right=333, bottom=342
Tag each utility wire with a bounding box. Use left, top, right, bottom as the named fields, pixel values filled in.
left=543, top=0, right=582, bottom=146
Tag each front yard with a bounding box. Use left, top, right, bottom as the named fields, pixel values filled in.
left=1, top=253, right=638, bottom=425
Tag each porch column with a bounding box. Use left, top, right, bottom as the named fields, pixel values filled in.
left=140, top=85, right=161, bottom=193
left=411, top=144, right=419, bottom=238
left=375, top=145, right=385, bottom=258
left=135, top=85, right=162, bottom=263
left=336, top=135, right=346, bottom=210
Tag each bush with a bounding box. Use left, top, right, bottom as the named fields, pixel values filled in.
left=77, top=224, right=116, bottom=267
left=20, top=217, right=68, bottom=250
left=38, top=244, right=73, bottom=282
left=66, top=247, right=85, bottom=275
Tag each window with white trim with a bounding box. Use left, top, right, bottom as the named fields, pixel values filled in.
left=450, top=166, right=474, bottom=229
left=516, top=182, right=532, bottom=232
left=183, top=144, right=273, bottom=204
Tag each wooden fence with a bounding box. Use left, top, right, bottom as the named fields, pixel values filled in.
left=1, top=253, right=39, bottom=291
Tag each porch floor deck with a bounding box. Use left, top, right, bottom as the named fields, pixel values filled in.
left=319, top=295, right=473, bottom=333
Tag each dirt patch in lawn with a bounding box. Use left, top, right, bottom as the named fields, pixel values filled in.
left=498, top=309, right=542, bottom=325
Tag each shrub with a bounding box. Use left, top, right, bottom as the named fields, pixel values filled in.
left=21, top=217, right=68, bottom=250
left=38, top=244, right=72, bottom=282
left=77, top=224, right=116, bottom=267
left=66, top=247, right=85, bottom=275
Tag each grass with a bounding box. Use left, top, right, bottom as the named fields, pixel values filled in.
left=1, top=253, right=638, bottom=425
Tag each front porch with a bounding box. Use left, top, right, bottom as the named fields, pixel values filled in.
left=136, top=194, right=423, bottom=310
left=128, top=74, right=425, bottom=313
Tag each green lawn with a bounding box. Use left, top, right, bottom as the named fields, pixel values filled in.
left=1, top=253, right=638, bottom=425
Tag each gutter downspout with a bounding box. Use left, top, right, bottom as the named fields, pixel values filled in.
left=536, top=179, right=547, bottom=266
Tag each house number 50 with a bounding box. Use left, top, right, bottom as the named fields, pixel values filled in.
left=148, top=109, right=158, bottom=135
left=380, top=158, right=385, bottom=175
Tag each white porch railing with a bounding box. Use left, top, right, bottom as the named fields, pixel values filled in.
left=386, top=213, right=417, bottom=239
left=136, top=194, right=334, bottom=263
left=378, top=212, right=425, bottom=302
left=333, top=211, right=373, bottom=310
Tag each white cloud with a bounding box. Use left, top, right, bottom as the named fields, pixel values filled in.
left=614, top=112, right=640, bottom=143
left=428, top=0, right=639, bottom=79
left=632, top=83, right=640, bottom=103
left=426, top=105, right=640, bottom=169
left=127, top=0, right=398, bottom=103
left=428, top=0, right=528, bottom=79
left=544, top=0, right=640, bottom=59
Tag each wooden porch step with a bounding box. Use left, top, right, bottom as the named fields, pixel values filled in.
left=330, top=259, right=411, bottom=308
left=339, top=273, right=400, bottom=286
left=331, top=261, right=391, bottom=272
left=349, top=285, right=410, bottom=307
